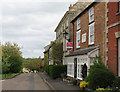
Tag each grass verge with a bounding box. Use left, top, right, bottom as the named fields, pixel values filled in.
left=0, top=73, right=20, bottom=79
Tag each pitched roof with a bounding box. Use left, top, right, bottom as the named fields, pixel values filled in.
left=65, top=45, right=99, bottom=57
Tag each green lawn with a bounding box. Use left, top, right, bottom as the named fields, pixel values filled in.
left=0, top=73, right=20, bottom=79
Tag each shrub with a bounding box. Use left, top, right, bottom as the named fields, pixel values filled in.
left=44, top=65, right=53, bottom=74
left=49, top=65, right=67, bottom=79
left=70, top=78, right=77, bottom=85
left=112, top=77, right=120, bottom=89
left=88, top=68, right=115, bottom=90
left=87, top=56, right=115, bottom=90
left=60, top=72, right=67, bottom=78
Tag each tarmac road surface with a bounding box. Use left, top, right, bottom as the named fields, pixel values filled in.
left=2, top=73, right=51, bottom=90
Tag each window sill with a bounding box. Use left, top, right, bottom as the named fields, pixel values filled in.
left=88, top=43, right=94, bottom=46
left=116, top=12, right=120, bottom=16
left=76, top=46, right=80, bottom=50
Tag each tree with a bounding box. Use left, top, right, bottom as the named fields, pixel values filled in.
left=43, top=53, right=48, bottom=66
left=51, top=42, right=63, bottom=65
left=26, top=59, right=41, bottom=72
left=2, top=42, right=22, bottom=57
left=2, top=42, right=23, bottom=73
left=8, top=54, right=23, bottom=73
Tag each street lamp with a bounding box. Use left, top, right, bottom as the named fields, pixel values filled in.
left=63, top=31, right=68, bottom=39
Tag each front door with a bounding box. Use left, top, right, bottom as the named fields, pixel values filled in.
left=118, top=38, right=120, bottom=77
left=74, top=58, right=77, bottom=78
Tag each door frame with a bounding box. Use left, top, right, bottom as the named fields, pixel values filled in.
left=74, top=58, right=77, bottom=78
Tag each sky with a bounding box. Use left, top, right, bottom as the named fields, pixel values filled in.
left=1, top=0, right=78, bottom=58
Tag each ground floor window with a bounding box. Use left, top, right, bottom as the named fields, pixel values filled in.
left=67, top=61, right=74, bottom=77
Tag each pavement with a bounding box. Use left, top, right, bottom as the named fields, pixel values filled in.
left=2, top=73, right=52, bottom=91
left=38, top=72, right=81, bottom=91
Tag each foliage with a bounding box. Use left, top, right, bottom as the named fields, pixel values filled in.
left=44, top=65, right=53, bottom=74
left=51, top=42, right=63, bottom=65
left=8, top=54, right=23, bottom=73
left=2, top=42, right=22, bottom=56
left=80, top=81, right=88, bottom=88
left=44, top=54, right=48, bottom=66
left=87, top=56, right=115, bottom=90
left=70, top=78, right=77, bottom=85
left=49, top=65, right=67, bottom=79
left=26, top=59, right=41, bottom=72
left=2, top=42, right=23, bottom=73
left=1, top=73, right=20, bottom=79
left=60, top=72, right=67, bottom=78
left=112, top=77, right=120, bottom=89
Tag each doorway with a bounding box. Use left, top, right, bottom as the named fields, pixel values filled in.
left=74, top=58, right=77, bottom=78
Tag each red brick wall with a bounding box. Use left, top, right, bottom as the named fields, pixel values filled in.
left=107, top=1, right=120, bottom=75
left=72, top=2, right=106, bottom=61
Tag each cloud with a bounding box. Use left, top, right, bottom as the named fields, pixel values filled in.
left=2, top=1, right=77, bottom=58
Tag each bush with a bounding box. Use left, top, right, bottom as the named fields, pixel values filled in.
left=88, top=68, right=115, bottom=89
left=60, top=72, right=67, bottom=78
left=49, top=65, right=67, bottom=79
left=112, top=77, right=120, bottom=89
left=87, top=56, right=115, bottom=90
left=44, top=65, right=53, bottom=74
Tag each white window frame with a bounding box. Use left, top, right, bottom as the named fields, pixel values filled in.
left=82, top=33, right=86, bottom=43
left=76, top=30, right=81, bottom=48
left=77, top=18, right=80, bottom=30
left=89, top=22, right=95, bottom=45
left=77, top=59, right=82, bottom=80
left=67, top=61, right=74, bottom=77
left=89, top=7, right=94, bottom=23
left=119, top=0, right=120, bottom=12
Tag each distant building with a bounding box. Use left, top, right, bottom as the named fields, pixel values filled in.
left=43, top=41, right=54, bottom=65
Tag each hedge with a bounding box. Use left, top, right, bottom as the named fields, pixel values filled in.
left=44, top=65, right=53, bottom=74
left=49, top=65, right=67, bottom=79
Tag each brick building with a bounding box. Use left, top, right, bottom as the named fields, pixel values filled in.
left=107, top=0, right=120, bottom=76
left=65, top=2, right=106, bottom=80
left=55, top=2, right=91, bottom=65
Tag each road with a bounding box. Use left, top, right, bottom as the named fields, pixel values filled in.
left=2, top=73, right=51, bottom=90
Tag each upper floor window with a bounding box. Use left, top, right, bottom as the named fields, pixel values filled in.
left=76, top=30, right=81, bottom=48
left=89, top=7, right=94, bottom=23
left=89, top=23, right=94, bottom=45
left=119, top=0, right=120, bottom=12
left=76, top=18, right=81, bottom=48
left=77, top=18, right=80, bottom=30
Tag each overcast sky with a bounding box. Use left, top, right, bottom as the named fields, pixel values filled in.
left=1, top=0, right=78, bottom=58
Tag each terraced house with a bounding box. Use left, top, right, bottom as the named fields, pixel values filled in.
left=65, top=1, right=107, bottom=80
left=107, top=0, right=120, bottom=76
left=55, top=1, right=91, bottom=65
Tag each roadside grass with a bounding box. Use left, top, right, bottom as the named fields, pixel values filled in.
left=0, top=73, right=20, bottom=79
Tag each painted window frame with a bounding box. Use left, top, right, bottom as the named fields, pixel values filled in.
left=67, top=62, right=74, bottom=77
left=119, top=0, right=120, bottom=12
left=82, top=33, right=86, bottom=43
left=89, top=22, right=95, bottom=45
left=89, top=7, right=94, bottom=23
left=76, top=18, right=81, bottom=48
left=76, top=30, right=81, bottom=48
